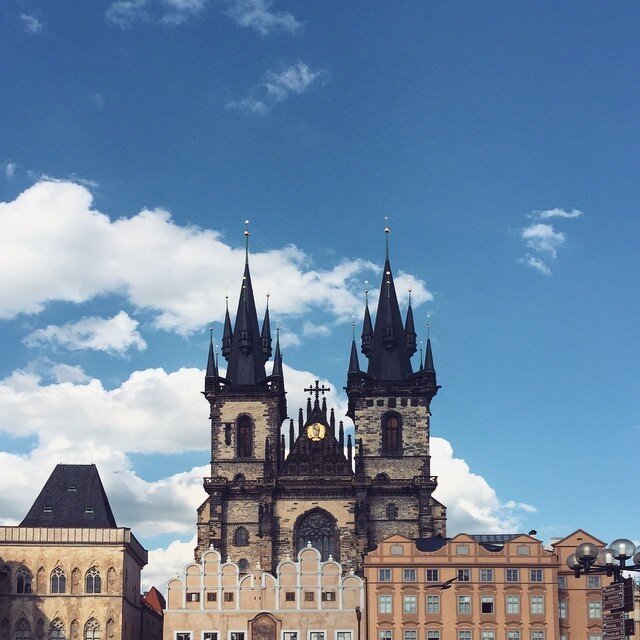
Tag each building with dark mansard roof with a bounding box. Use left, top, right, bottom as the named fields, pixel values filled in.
left=196, top=230, right=446, bottom=574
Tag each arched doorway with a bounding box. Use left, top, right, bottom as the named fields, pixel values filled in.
left=294, top=508, right=339, bottom=561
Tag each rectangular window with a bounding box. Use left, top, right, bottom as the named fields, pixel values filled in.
left=507, top=632, right=520, bottom=640
left=505, top=569, right=519, bottom=582
left=390, top=544, right=404, bottom=555
left=283, top=633, right=298, bottom=640
left=223, top=592, right=234, bottom=603
left=530, top=569, right=543, bottom=582
left=480, top=569, right=494, bottom=582
left=558, top=601, right=567, bottom=619
left=457, top=569, right=470, bottom=582
left=379, top=595, right=392, bottom=614
left=336, top=634, right=351, bottom=640
left=379, top=632, right=392, bottom=640
left=457, top=632, right=471, bottom=640
left=457, top=595, right=471, bottom=614
left=309, top=634, right=325, bottom=640
left=230, top=635, right=245, bottom=640
left=403, top=631, right=417, bottom=640
left=206, top=592, right=217, bottom=602
left=305, top=592, right=315, bottom=602
left=530, top=595, right=544, bottom=615
left=557, top=576, right=567, bottom=588
left=588, top=635, right=602, bottom=640
left=481, top=633, right=494, bottom=640
left=426, top=633, right=440, bottom=640
left=506, top=595, right=520, bottom=614
left=204, top=634, right=218, bottom=640
left=517, top=545, right=530, bottom=555
left=176, top=634, right=192, bottom=640
left=403, top=569, right=417, bottom=582
left=481, top=595, right=494, bottom=614
left=425, top=569, right=439, bottom=582
left=187, top=592, right=200, bottom=602
left=285, top=592, right=295, bottom=602
left=560, top=635, right=567, bottom=640
left=531, top=632, right=545, bottom=640
left=426, top=595, right=440, bottom=614
left=85, top=506, right=94, bottom=513
left=587, top=576, right=601, bottom=589
left=321, top=592, right=336, bottom=602
left=456, top=544, right=470, bottom=555
left=403, top=595, right=417, bottom=614
left=588, top=601, right=602, bottom=619
left=379, top=569, right=392, bottom=582
left=43, top=506, right=53, bottom=513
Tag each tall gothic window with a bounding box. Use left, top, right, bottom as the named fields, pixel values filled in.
left=50, top=567, right=66, bottom=594
left=236, top=415, right=253, bottom=458
left=85, top=568, right=101, bottom=594
left=386, top=503, right=398, bottom=520
left=295, top=509, right=338, bottom=561
left=14, top=619, right=31, bottom=640
left=16, top=567, right=32, bottom=594
left=49, top=619, right=66, bottom=640
left=234, top=527, right=249, bottom=546
left=382, top=413, right=401, bottom=453
left=83, top=619, right=100, bottom=640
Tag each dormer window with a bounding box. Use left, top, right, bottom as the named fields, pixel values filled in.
left=85, top=507, right=94, bottom=514
left=67, top=485, right=77, bottom=492
left=43, top=506, right=52, bottom=513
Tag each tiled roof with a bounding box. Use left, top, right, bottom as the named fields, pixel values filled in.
left=20, top=464, right=117, bottom=528
left=142, top=586, right=166, bottom=614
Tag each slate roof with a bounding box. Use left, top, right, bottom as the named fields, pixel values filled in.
left=415, top=533, right=524, bottom=553
left=20, top=464, right=117, bottom=528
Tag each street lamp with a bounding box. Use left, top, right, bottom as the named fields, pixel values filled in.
left=567, top=538, right=640, bottom=583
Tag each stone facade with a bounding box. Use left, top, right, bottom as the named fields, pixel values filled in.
left=164, top=545, right=364, bottom=640
left=0, top=526, right=147, bottom=640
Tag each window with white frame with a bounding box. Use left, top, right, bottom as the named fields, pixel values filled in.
left=517, top=545, right=530, bottom=555
left=506, top=632, right=520, bottom=640
left=557, top=576, right=567, bottom=588
left=531, top=631, right=545, bottom=640
left=457, top=632, right=471, bottom=640
left=379, top=569, right=392, bottom=582
left=587, top=576, right=601, bottom=589
left=481, top=632, right=494, bottom=640
left=588, top=601, right=602, bottom=618
left=309, top=633, right=325, bottom=640
left=530, top=569, right=543, bottom=582
left=457, top=569, right=470, bottom=582
left=379, top=632, right=392, bottom=640
left=336, top=633, right=351, bottom=640
left=426, top=633, right=440, bottom=640
left=204, top=634, right=218, bottom=640
left=481, top=595, right=494, bottom=614
left=457, top=595, right=471, bottom=614
left=403, top=569, right=417, bottom=582
left=558, top=601, right=567, bottom=618
left=283, top=632, right=298, bottom=640
left=379, top=595, right=392, bottom=614
left=390, top=544, right=404, bottom=556
left=480, top=569, right=494, bottom=582
left=403, top=630, right=417, bottom=640
left=176, top=634, right=192, bottom=640
left=188, top=592, right=200, bottom=602
left=588, top=635, right=602, bottom=640
left=506, top=595, right=520, bottom=614
left=425, top=569, right=439, bottom=582
left=230, top=633, right=245, bottom=640
left=530, top=595, right=544, bottom=614
left=426, top=595, right=440, bottom=614
left=456, top=544, right=470, bottom=555
left=505, top=569, right=519, bottom=582
left=403, top=595, right=417, bottom=614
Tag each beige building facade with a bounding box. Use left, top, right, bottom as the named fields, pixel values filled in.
left=164, top=545, right=364, bottom=640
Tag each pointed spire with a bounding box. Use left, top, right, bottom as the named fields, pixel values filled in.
left=338, top=420, right=344, bottom=448
left=306, top=397, right=312, bottom=420
left=349, top=320, right=361, bottom=374
left=298, top=408, right=304, bottom=437
left=347, top=434, right=353, bottom=467
left=365, top=225, right=413, bottom=380
left=321, top=396, right=327, bottom=418
left=361, top=286, right=373, bottom=357
left=424, top=337, right=435, bottom=373
left=261, top=294, right=272, bottom=363
left=222, top=296, right=233, bottom=359
left=329, top=407, right=335, bottom=435
left=280, top=433, right=286, bottom=467
left=289, top=418, right=295, bottom=449
left=404, top=289, right=417, bottom=357
left=271, top=327, right=283, bottom=378
left=419, top=341, right=424, bottom=371
left=205, top=326, right=218, bottom=394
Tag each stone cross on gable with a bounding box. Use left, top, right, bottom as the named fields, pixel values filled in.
left=304, top=379, right=330, bottom=401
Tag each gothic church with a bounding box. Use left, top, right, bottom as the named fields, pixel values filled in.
left=196, top=231, right=446, bottom=573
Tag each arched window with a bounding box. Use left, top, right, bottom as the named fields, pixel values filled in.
left=386, top=503, right=398, bottom=520
left=85, top=568, right=101, bottom=594
left=16, top=567, right=32, bottom=594
left=295, top=509, right=338, bottom=561
left=234, top=527, right=249, bottom=546
left=382, top=413, right=401, bottom=452
left=50, top=567, right=66, bottom=594
left=14, top=618, right=31, bottom=640
left=238, top=558, right=249, bottom=574
left=236, top=415, right=253, bottom=458
left=0, top=565, right=10, bottom=593
left=49, top=619, right=66, bottom=640
left=83, top=619, right=100, bottom=640
left=106, top=568, right=117, bottom=594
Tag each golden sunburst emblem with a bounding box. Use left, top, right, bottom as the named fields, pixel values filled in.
left=306, top=422, right=326, bottom=441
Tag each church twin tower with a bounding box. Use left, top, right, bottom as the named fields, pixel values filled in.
left=196, top=233, right=447, bottom=573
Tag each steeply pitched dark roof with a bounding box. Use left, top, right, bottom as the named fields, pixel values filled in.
left=20, top=464, right=117, bottom=528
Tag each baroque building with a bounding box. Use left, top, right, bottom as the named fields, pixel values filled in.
left=196, top=230, right=446, bottom=574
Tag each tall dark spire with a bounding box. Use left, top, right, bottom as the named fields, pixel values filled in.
left=205, top=327, right=218, bottom=394
left=271, top=327, right=283, bottom=378
left=404, top=289, right=417, bottom=357
left=424, top=337, right=435, bottom=373
left=222, top=296, right=232, bottom=359
left=366, top=226, right=413, bottom=380
left=361, top=288, right=373, bottom=356
left=348, top=321, right=361, bottom=374
left=225, top=223, right=267, bottom=385
left=261, top=294, right=272, bottom=363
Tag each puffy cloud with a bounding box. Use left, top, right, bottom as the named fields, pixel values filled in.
left=522, top=254, right=551, bottom=276
left=144, top=536, right=197, bottom=591
left=0, top=181, right=407, bottom=333
left=227, top=63, right=328, bottom=115
left=302, top=321, right=331, bottom=337
left=521, top=223, right=565, bottom=258
left=4, top=162, right=17, bottom=180
left=225, top=0, right=301, bottom=35
left=21, top=14, right=43, bottom=34
left=24, top=311, right=147, bottom=355
left=535, top=208, right=584, bottom=220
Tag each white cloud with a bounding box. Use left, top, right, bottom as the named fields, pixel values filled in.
left=302, top=321, right=331, bottom=337
left=521, top=223, right=565, bottom=258
left=24, top=311, right=147, bottom=355
left=227, top=63, right=327, bottom=115
left=225, top=0, right=301, bottom=35
left=106, top=0, right=150, bottom=28
left=534, top=208, right=584, bottom=220
left=160, top=0, right=206, bottom=25
left=0, top=181, right=401, bottom=333
left=144, top=536, right=197, bottom=591
left=21, top=14, right=43, bottom=34
left=4, top=162, right=17, bottom=180
left=50, top=363, right=91, bottom=384
left=522, top=254, right=551, bottom=276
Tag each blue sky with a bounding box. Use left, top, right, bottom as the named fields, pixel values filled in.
left=1, top=0, right=638, bottom=586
